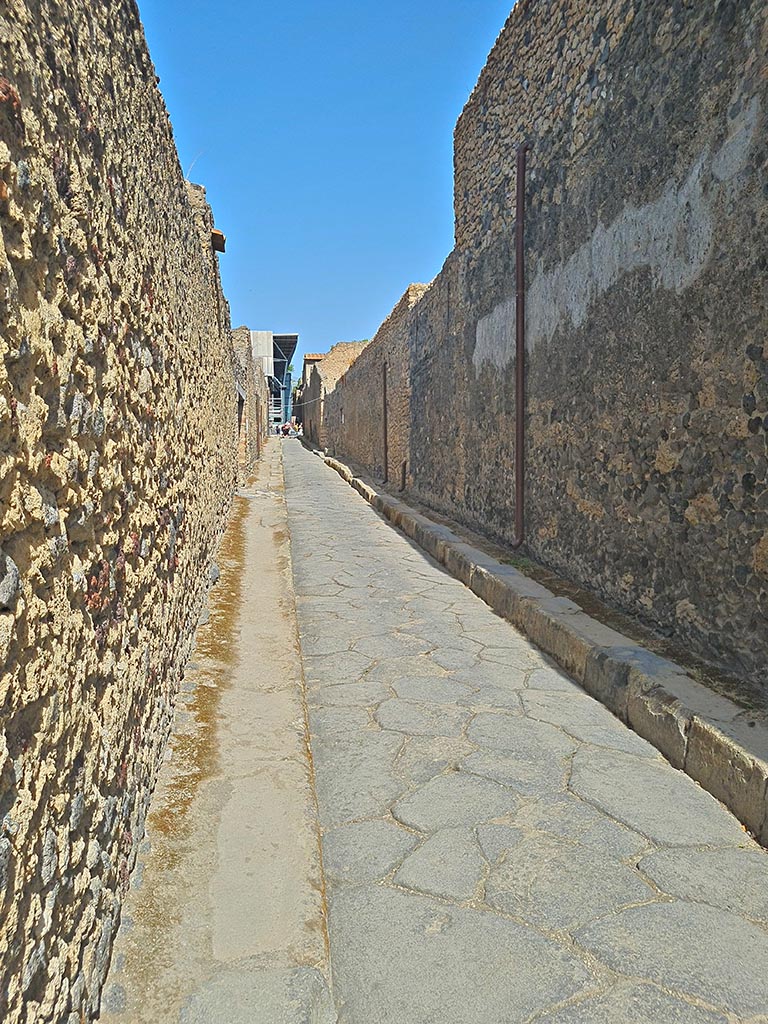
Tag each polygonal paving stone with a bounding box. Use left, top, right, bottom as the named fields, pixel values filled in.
left=366, top=656, right=446, bottom=682
left=322, top=820, right=419, bottom=886
left=376, top=698, right=471, bottom=737
left=308, top=679, right=391, bottom=709
left=452, top=663, right=528, bottom=691
left=460, top=685, right=524, bottom=712
left=570, top=748, right=747, bottom=846
left=527, top=667, right=583, bottom=692
left=430, top=648, right=479, bottom=671
left=394, top=827, right=486, bottom=901
left=327, top=885, right=593, bottom=1024
left=394, top=736, right=477, bottom=785
left=475, top=823, right=524, bottom=863
left=299, top=633, right=352, bottom=656
left=522, top=691, right=657, bottom=757
left=536, top=982, right=728, bottom=1024
left=393, top=772, right=520, bottom=832
left=639, top=846, right=768, bottom=921
left=479, top=646, right=541, bottom=670
left=485, top=832, right=654, bottom=930
left=574, top=902, right=768, bottom=1017
left=512, top=794, right=649, bottom=859
left=352, top=633, right=434, bottom=659
left=312, top=732, right=405, bottom=827
left=468, top=713, right=578, bottom=760
left=309, top=706, right=370, bottom=738
left=392, top=676, right=475, bottom=705
left=302, top=650, right=373, bottom=685
left=462, top=750, right=568, bottom=798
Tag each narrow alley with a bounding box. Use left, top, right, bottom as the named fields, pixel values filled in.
left=102, top=440, right=768, bottom=1024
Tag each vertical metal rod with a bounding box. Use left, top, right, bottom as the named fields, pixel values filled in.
left=382, top=361, right=389, bottom=483
left=511, top=143, right=529, bottom=549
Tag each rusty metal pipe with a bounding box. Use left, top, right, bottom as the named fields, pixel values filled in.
left=511, top=143, right=529, bottom=549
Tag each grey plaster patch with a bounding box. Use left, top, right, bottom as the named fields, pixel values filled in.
left=468, top=713, right=578, bottom=760
left=180, top=965, right=336, bottom=1024
left=394, top=827, right=486, bottom=901
left=322, top=820, right=419, bottom=886
left=391, top=676, right=475, bottom=705
left=570, top=748, right=747, bottom=846
left=575, top=902, right=768, bottom=1017
left=462, top=750, right=568, bottom=797
left=327, top=886, right=592, bottom=1024
left=486, top=833, right=653, bottom=930
left=474, top=107, right=759, bottom=370
left=536, top=982, right=728, bottom=1024
left=639, top=846, right=768, bottom=921
left=375, top=698, right=471, bottom=737
left=393, top=772, right=520, bottom=832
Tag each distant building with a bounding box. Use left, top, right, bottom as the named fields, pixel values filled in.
left=250, top=331, right=299, bottom=428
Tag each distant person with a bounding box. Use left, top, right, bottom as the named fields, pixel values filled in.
left=281, top=423, right=290, bottom=437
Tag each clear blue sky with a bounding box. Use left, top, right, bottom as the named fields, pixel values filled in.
left=138, top=1, right=512, bottom=365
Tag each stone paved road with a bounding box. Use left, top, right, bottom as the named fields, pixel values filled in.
left=283, top=441, right=768, bottom=1024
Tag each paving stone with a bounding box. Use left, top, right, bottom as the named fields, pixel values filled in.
left=451, top=663, right=528, bottom=691
left=468, top=712, right=578, bottom=760
left=536, top=982, right=728, bottom=1023
left=299, top=634, right=351, bottom=656
left=394, top=736, right=477, bottom=785
left=367, top=655, right=447, bottom=682
left=327, top=886, right=593, bottom=1024
left=392, top=771, right=520, bottom=831
left=475, top=823, right=524, bottom=863
left=522, top=691, right=657, bottom=756
left=392, top=676, right=475, bottom=704
left=430, top=647, right=479, bottom=670
left=527, top=667, right=583, bottom=692
left=485, top=832, right=653, bottom=930
left=460, top=685, right=524, bottom=711
left=352, top=633, right=433, bottom=659
left=462, top=750, right=568, bottom=797
left=575, top=902, right=768, bottom=1017
left=513, top=794, right=650, bottom=858
left=312, top=732, right=405, bottom=827
left=375, top=698, right=471, bottom=737
left=309, top=706, right=370, bottom=738
left=478, top=647, right=538, bottom=671
left=308, top=679, right=390, bottom=709
left=322, top=820, right=419, bottom=886
left=639, top=846, right=768, bottom=920
left=302, top=650, right=373, bottom=685
left=570, top=748, right=747, bottom=846
left=394, top=827, right=486, bottom=901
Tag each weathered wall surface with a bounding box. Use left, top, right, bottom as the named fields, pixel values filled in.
left=0, top=2, right=238, bottom=1020
left=232, top=326, right=268, bottom=477
left=302, top=341, right=369, bottom=450
left=324, top=0, right=768, bottom=688
left=324, top=286, right=426, bottom=483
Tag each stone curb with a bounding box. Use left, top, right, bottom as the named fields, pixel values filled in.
left=318, top=451, right=768, bottom=847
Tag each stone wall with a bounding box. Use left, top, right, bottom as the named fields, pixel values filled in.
left=232, top=326, right=269, bottom=477
left=324, top=286, right=427, bottom=484
left=302, top=341, right=369, bottom=450
left=323, top=0, right=768, bottom=689
left=0, top=2, right=239, bottom=1020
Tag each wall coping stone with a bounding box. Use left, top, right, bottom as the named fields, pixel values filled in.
left=314, top=447, right=768, bottom=848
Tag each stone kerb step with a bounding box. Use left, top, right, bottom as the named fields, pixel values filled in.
left=318, top=451, right=768, bottom=848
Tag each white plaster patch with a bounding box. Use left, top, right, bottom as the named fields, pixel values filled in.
left=473, top=98, right=760, bottom=373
